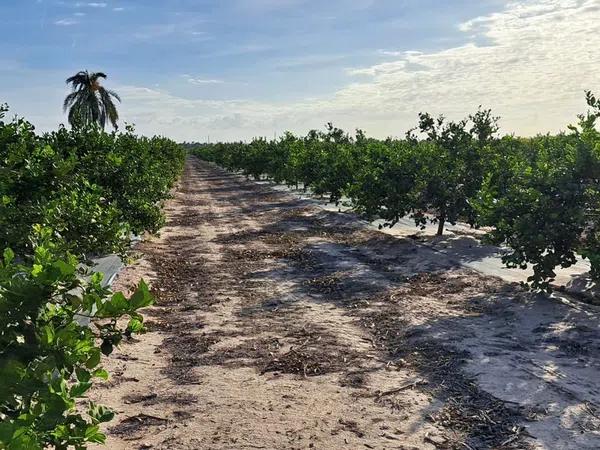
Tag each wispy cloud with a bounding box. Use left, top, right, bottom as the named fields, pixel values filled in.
left=377, top=49, right=403, bottom=57
left=274, top=54, right=348, bottom=71
left=54, top=18, right=79, bottom=26
left=333, top=0, right=600, bottom=135
left=201, top=43, right=273, bottom=58
left=133, top=23, right=178, bottom=40
left=377, top=49, right=422, bottom=57
left=132, top=18, right=207, bottom=41
left=232, top=0, right=308, bottom=13
left=183, top=75, right=225, bottom=85
left=75, top=2, right=107, bottom=7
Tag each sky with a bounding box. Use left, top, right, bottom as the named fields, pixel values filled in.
left=1, top=0, right=599, bottom=141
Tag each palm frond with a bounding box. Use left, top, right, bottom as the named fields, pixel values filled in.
left=66, top=71, right=90, bottom=90
left=67, top=94, right=86, bottom=128
left=63, top=91, right=79, bottom=112
left=106, top=89, right=121, bottom=103
left=87, top=90, right=102, bottom=128
left=99, top=87, right=119, bottom=129
left=92, top=72, right=108, bottom=82
left=65, top=71, right=87, bottom=84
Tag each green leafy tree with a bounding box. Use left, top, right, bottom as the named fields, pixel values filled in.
left=410, top=109, right=498, bottom=235
left=348, top=139, right=419, bottom=225
left=1, top=107, right=185, bottom=257
left=476, top=93, right=600, bottom=290
left=0, top=103, right=183, bottom=449
left=63, top=72, right=120, bottom=130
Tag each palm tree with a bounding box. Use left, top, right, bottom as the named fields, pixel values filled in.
left=63, top=71, right=121, bottom=130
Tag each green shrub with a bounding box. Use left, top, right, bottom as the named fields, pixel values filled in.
left=0, top=227, right=154, bottom=449
left=0, top=104, right=184, bottom=449
left=0, top=109, right=185, bottom=257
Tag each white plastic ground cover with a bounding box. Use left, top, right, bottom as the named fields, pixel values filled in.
left=75, top=235, right=142, bottom=326
left=88, top=234, right=142, bottom=288
left=90, top=254, right=124, bottom=288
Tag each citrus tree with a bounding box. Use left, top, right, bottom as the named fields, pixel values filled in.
left=476, top=93, right=600, bottom=290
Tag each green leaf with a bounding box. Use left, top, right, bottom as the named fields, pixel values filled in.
left=90, top=271, right=104, bottom=285
left=85, top=349, right=101, bottom=369
left=129, top=280, right=154, bottom=310
left=6, top=428, right=40, bottom=450
left=88, top=403, right=115, bottom=424
left=52, top=260, right=76, bottom=276
left=31, top=264, right=43, bottom=277
left=93, top=368, right=109, bottom=380
left=126, top=318, right=144, bottom=334
left=100, top=340, right=113, bottom=356
left=70, top=382, right=92, bottom=398
left=96, top=292, right=128, bottom=317
left=3, top=248, right=14, bottom=265
left=85, top=425, right=106, bottom=444
left=0, top=421, right=16, bottom=444
left=40, top=325, right=55, bottom=346
left=76, top=368, right=92, bottom=383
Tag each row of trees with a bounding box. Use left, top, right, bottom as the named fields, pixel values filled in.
left=189, top=94, right=600, bottom=292
left=1, top=106, right=184, bottom=257
left=0, top=104, right=185, bottom=449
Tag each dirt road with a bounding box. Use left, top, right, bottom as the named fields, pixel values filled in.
left=90, top=157, right=600, bottom=450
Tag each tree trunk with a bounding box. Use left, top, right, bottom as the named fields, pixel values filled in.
left=437, top=215, right=446, bottom=236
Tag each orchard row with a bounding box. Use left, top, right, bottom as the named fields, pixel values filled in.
left=189, top=93, right=600, bottom=292
left=0, top=105, right=184, bottom=449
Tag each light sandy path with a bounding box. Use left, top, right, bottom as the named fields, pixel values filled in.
left=90, top=157, right=600, bottom=450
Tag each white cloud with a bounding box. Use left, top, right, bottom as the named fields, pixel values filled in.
left=377, top=50, right=404, bottom=57
left=377, top=49, right=423, bottom=57
left=113, top=7, right=124, bottom=12
left=275, top=54, right=348, bottom=71
left=113, top=85, right=327, bottom=141
left=336, top=0, right=600, bottom=135
left=75, top=2, right=107, bottom=7
left=183, top=75, right=225, bottom=85
left=54, top=18, right=79, bottom=26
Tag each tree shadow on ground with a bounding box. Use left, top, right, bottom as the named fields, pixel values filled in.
left=216, top=208, right=600, bottom=449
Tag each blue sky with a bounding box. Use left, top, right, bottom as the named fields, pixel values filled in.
left=1, top=0, right=599, bottom=140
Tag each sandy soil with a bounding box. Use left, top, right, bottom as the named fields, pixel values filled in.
left=89, top=157, right=600, bottom=450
